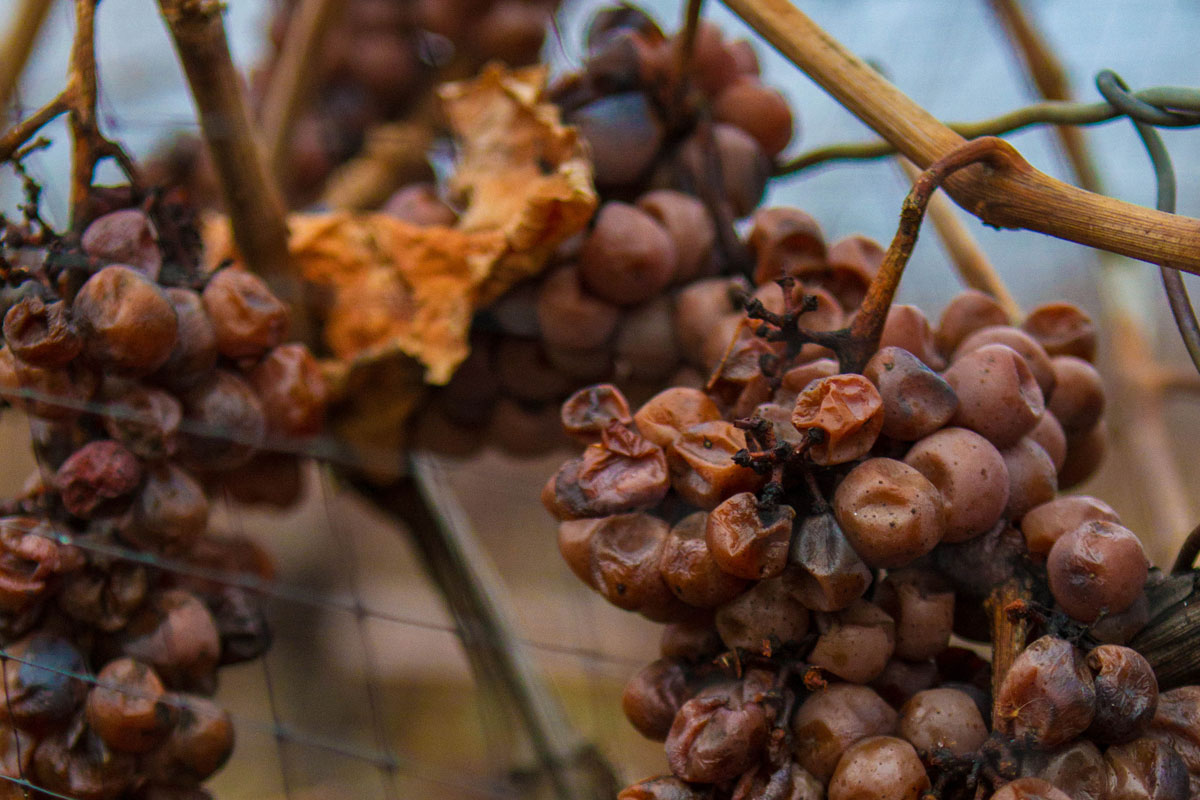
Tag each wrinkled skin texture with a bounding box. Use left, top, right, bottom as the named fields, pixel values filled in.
left=995, top=636, right=1096, bottom=750
left=665, top=683, right=768, bottom=783
left=791, top=374, right=884, bottom=465
left=1086, top=645, right=1158, bottom=744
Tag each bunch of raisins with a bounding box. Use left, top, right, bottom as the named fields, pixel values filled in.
left=0, top=199, right=329, bottom=799
left=542, top=192, right=1200, bottom=798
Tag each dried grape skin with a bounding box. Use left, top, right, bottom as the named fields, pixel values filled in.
left=995, top=635, right=1096, bottom=750
left=74, top=265, right=179, bottom=375
left=863, top=347, right=958, bottom=441
left=665, top=683, right=768, bottom=783
left=545, top=428, right=670, bottom=519
left=201, top=267, right=289, bottom=360
left=943, top=343, right=1045, bottom=449
left=1104, top=737, right=1189, bottom=800
left=1047, top=521, right=1148, bottom=624
left=561, top=384, right=633, bottom=445
left=705, top=492, right=794, bottom=580
left=659, top=511, right=750, bottom=608
left=791, top=374, right=884, bottom=465
left=586, top=513, right=675, bottom=614
left=903, top=427, right=1008, bottom=543
left=832, top=458, right=945, bottom=569
left=634, top=387, right=721, bottom=448
left=1022, top=740, right=1107, bottom=800
left=1086, top=644, right=1158, bottom=744
left=666, top=421, right=764, bottom=509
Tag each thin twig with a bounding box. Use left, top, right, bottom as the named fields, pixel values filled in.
left=675, top=0, right=706, bottom=79
left=259, top=0, right=343, bottom=185
left=719, top=0, right=1200, bottom=272
left=156, top=0, right=311, bottom=344
left=0, top=0, right=55, bottom=114
left=0, top=91, right=66, bottom=162
left=347, top=455, right=620, bottom=800
left=842, top=137, right=1015, bottom=371
left=777, top=89, right=1200, bottom=174
left=897, top=157, right=1021, bottom=321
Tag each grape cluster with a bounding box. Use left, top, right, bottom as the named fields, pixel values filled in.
left=0, top=200, right=329, bottom=798
left=256, top=0, right=560, bottom=202
left=541, top=213, right=1200, bottom=798
left=411, top=8, right=811, bottom=458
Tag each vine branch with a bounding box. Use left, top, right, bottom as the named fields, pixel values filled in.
left=720, top=0, right=1200, bottom=273
left=0, top=0, right=55, bottom=114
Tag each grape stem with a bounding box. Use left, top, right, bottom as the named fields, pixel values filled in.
left=0, top=0, right=55, bottom=115
left=896, top=157, right=1022, bottom=323
left=841, top=137, right=1015, bottom=372
left=984, top=575, right=1032, bottom=731
left=718, top=0, right=1200, bottom=274
left=156, top=0, right=313, bottom=345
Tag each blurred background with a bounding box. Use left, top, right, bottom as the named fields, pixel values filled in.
left=2, top=1, right=1200, bottom=797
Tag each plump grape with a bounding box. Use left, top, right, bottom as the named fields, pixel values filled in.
left=899, top=688, right=988, bottom=757
left=791, top=683, right=898, bottom=782
left=715, top=575, right=808, bottom=652
left=74, top=265, right=179, bottom=374
left=579, top=202, right=677, bottom=306
left=1047, top=521, right=1148, bottom=623
left=943, top=343, right=1045, bottom=449
left=863, top=347, right=957, bottom=441
left=827, top=735, right=930, bottom=800
left=1027, top=410, right=1068, bottom=472
left=1046, top=356, right=1105, bottom=434
left=903, top=427, right=1008, bottom=543
left=712, top=77, right=793, bottom=157
left=935, top=289, right=1010, bottom=356
left=1020, top=495, right=1120, bottom=559
left=833, top=458, right=945, bottom=568
left=622, top=658, right=689, bottom=741
left=1022, top=301, right=1097, bottom=362
left=808, top=600, right=896, bottom=684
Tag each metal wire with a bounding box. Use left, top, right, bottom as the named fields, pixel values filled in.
left=1094, top=70, right=1200, bottom=376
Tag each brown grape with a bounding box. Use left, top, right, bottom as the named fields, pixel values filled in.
left=714, top=575, right=809, bottom=652
left=74, top=265, right=179, bottom=374
left=935, top=289, right=1010, bottom=356
left=659, top=511, right=750, bottom=608
left=832, top=458, right=945, bottom=569
left=1047, top=521, right=1148, bottom=623
left=1046, top=356, right=1105, bottom=434
left=826, top=735, right=930, bottom=800
left=201, top=268, right=289, bottom=360
left=579, top=202, right=677, bottom=306
left=705, top=492, right=794, bottom=580
left=791, top=683, right=898, bottom=782
left=899, top=688, right=988, bottom=757
left=863, top=347, right=958, bottom=441
left=954, top=325, right=1056, bottom=398
left=1022, top=302, right=1097, bottom=362
left=1086, top=644, right=1158, bottom=744
left=943, top=343, right=1045, bottom=449
left=791, top=374, right=884, bottom=465
left=1001, top=437, right=1058, bottom=520
left=536, top=265, right=621, bottom=351
left=622, top=658, right=688, bottom=741
left=995, top=635, right=1095, bottom=749
left=903, top=427, right=1008, bottom=543
left=1020, top=495, right=1120, bottom=559
left=808, top=600, right=896, bottom=684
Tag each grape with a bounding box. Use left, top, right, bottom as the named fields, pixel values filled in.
left=1104, top=737, right=1189, bottom=800
left=791, top=684, right=898, bottom=783
left=3, top=296, right=81, bottom=367
left=1022, top=740, right=1106, bottom=800
left=953, top=325, right=1056, bottom=398
left=875, top=569, right=954, bottom=661
left=899, top=688, right=988, bottom=757
left=634, top=387, right=722, bottom=447
left=561, top=384, right=634, bottom=444
left=1022, top=302, right=1097, bottom=362
left=808, top=600, right=896, bottom=684
left=1047, top=521, right=1148, bottom=623
left=201, top=268, right=289, bottom=360
left=783, top=512, right=873, bottom=612
left=879, top=305, right=944, bottom=370
left=903, top=427, right=1008, bottom=542
left=989, top=778, right=1073, bottom=800
left=943, top=343, right=1045, bottom=449
left=1046, top=356, right=1105, bottom=434
left=935, top=289, right=1010, bottom=356
left=826, top=736, right=930, bottom=800
left=616, top=296, right=682, bottom=381
left=995, top=636, right=1095, bottom=749
left=666, top=682, right=768, bottom=783
left=87, top=658, right=173, bottom=753
left=1020, top=495, right=1120, bottom=559
left=791, top=374, right=884, bottom=465
left=74, top=265, right=179, bottom=374
left=666, top=421, right=763, bottom=508
left=706, top=492, right=794, bottom=580
left=636, top=190, right=717, bottom=284
left=1000, top=437, right=1058, bottom=520
left=863, top=347, right=958, bottom=441
left=1027, top=410, right=1068, bottom=472
left=1059, top=420, right=1108, bottom=489
left=677, top=123, right=771, bottom=219
left=659, top=511, right=751, bottom=608
left=622, top=659, right=689, bottom=742
left=1086, top=645, right=1158, bottom=744
left=749, top=207, right=825, bottom=285
left=82, top=209, right=163, bottom=280
left=712, top=77, right=794, bottom=157
left=580, top=202, right=678, bottom=305
left=832, top=458, right=945, bottom=569
left=715, top=575, right=809, bottom=652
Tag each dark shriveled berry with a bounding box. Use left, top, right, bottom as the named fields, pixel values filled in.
left=1104, top=737, right=1189, bottom=800
left=140, top=694, right=234, bottom=785
left=54, top=440, right=143, bottom=518
left=561, top=384, right=633, bottom=445
left=32, top=725, right=136, bottom=800
left=249, top=343, right=329, bottom=437
left=3, top=296, right=81, bottom=367
left=783, top=511, right=872, bottom=612
left=544, top=426, right=669, bottom=519
left=86, top=658, right=174, bottom=753
left=1086, top=644, right=1158, bottom=744
left=622, top=658, right=688, bottom=741
left=659, top=511, right=749, bottom=608
left=617, top=775, right=708, bottom=800
left=665, top=683, right=768, bottom=783
left=995, top=635, right=1095, bottom=749
left=791, top=374, right=883, bottom=465
left=989, top=778, right=1073, bottom=800
left=666, top=421, right=763, bottom=508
